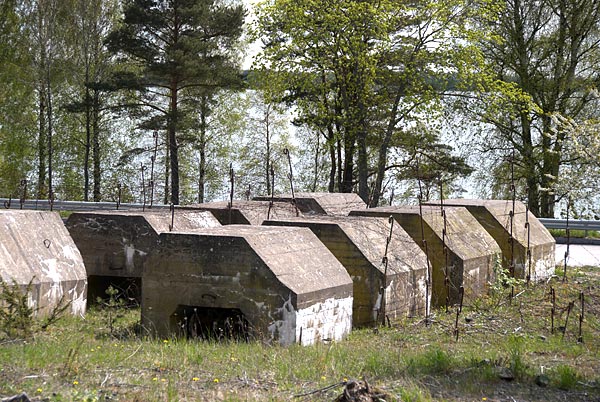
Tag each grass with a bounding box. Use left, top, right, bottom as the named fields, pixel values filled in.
left=1, top=266, right=600, bottom=401
left=548, top=228, right=600, bottom=239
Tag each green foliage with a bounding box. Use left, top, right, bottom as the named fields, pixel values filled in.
left=406, top=347, right=453, bottom=376
left=554, top=364, right=578, bottom=390
left=105, top=0, right=245, bottom=204
left=254, top=0, right=481, bottom=204
left=0, top=277, right=70, bottom=341
left=457, top=0, right=600, bottom=217
left=0, top=279, right=34, bottom=340
left=548, top=229, right=600, bottom=239
left=506, top=335, right=528, bottom=380
left=95, top=285, right=125, bottom=337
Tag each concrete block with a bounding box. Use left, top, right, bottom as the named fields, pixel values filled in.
left=142, top=225, right=353, bottom=346
left=0, top=210, right=87, bottom=317
left=254, top=192, right=366, bottom=216
left=65, top=210, right=220, bottom=302
left=425, top=199, right=555, bottom=280
left=351, top=205, right=501, bottom=308
left=186, top=200, right=302, bottom=225
left=264, top=216, right=429, bottom=326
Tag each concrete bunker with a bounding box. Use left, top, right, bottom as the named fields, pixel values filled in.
left=0, top=210, right=87, bottom=317
left=65, top=210, right=220, bottom=304
left=254, top=192, right=366, bottom=216
left=187, top=200, right=302, bottom=225
left=142, top=225, right=353, bottom=346
left=425, top=199, right=555, bottom=280
left=264, top=216, right=429, bottom=326
left=351, top=205, right=501, bottom=308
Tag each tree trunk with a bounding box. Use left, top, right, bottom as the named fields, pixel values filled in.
left=198, top=96, right=207, bottom=203
left=46, top=60, right=53, bottom=200
left=164, top=144, right=170, bottom=205
left=92, top=89, right=101, bottom=202
left=312, top=133, right=320, bottom=192
left=84, top=86, right=91, bottom=201
left=372, top=92, right=402, bottom=207
left=356, top=131, right=368, bottom=202
left=265, top=105, right=271, bottom=196
left=169, top=83, right=179, bottom=205
left=37, top=84, right=47, bottom=199
left=340, top=135, right=355, bottom=193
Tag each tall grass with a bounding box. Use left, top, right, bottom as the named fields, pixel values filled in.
left=1, top=267, right=599, bottom=401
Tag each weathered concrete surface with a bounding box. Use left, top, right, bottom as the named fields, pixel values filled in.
left=425, top=199, right=555, bottom=280
left=142, top=225, right=353, bottom=346
left=186, top=200, right=302, bottom=225
left=0, top=210, right=87, bottom=317
left=65, top=210, right=220, bottom=302
left=350, top=205, right=501, bottom=307
left=254, top=192, right=366, bottom=216
left=264, top=216, right=429, bottom=326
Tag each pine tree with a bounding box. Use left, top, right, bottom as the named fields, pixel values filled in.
left=106, top=0, right=244, bottom=204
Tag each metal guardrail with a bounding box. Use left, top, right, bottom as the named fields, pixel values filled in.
left=2, top=198, right=600, bottom=233
left=538, top=218, right=600, bottom=232
left=0, top=198, right=172, bottom=212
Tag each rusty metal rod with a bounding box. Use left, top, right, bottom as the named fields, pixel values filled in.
left=228, top=163, right=234, bottom=224
left=563, top=196, right=571, bottom=282
left=454, top=286, right=464, bottom=341
left=562, top=300, right=574, bottom=340
left=169, top=203, right=175, bottom=232
left=550, top=287, right=556, bottom=334
left=416, top=158, right=432, bottom=325
left=116, top=183, right=122, bottom=210
left=48, top=190, right=54, bottom=212
left=267, top=164, right=275, bottom=220
left=149, top=131, right=159, bottom=208
left=578, top=291, right=584, bottom=343
left=378, top=216, right=394, bottom=326
left=525, top=188, right=531, bottom=284
left=442, top=208, right=450, bottom=313
left=283, top=148, right=299, bottom=217
left=19, top=179, right=27, bottom=210
left=140, top=163, right=146, bottom=212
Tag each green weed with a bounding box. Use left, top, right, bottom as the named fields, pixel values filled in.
left=554, top=364, right=578, bottom=390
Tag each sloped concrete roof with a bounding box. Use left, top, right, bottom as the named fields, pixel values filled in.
left=67, top=209, right=220, bottom=235
left=0, top=210, right=87, bottom=316
left=171, top=225, right=352, bottom=303
left=65, top=210, right=220, bottom=278
left=264, top=215, right=427, bottom=276
left=352, top=205, right=501, bottom=261
left=426, top=199, right=555, bottom=247
left=185, top=200, right=301, bottom=225
left=254, top=192, right=366, bottom=216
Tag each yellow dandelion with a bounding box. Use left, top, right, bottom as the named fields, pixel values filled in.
left=343, top=377, right=348, bottom=382
left=482, top=398, right=487, bottom=401
left=36, top=388, right=42, bottom=393
left=163, top=339, right=169, bottom=344
left=152, top=377, right=158, bottom=382
left=213, top=378, right=220, bottom=383
left=192, top=377, right=199, bottom=382
left=321, top=376, right=326, bottom=381
left=73, top=381, right=79, bottom=386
